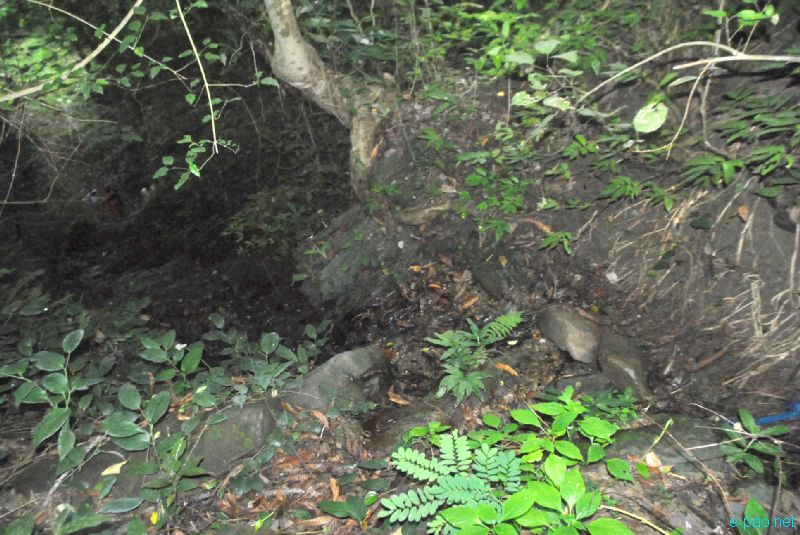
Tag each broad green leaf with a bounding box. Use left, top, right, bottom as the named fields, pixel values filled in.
left=441, top=505, right=481, bottom=528
left=476, top=503, right=498, bottom=523
left=505, top=51, right=534, bottom=64
left=114, top=432, right=151, bottom=451
left=544, top=453, right=567, bottom=487
left=33, top=351, right=65, bottom=371
left=207, top=412, right=228, bottom=425
left=42, top=373, right=69, bottom=395
left=15, top=382, right=49, bottom=406
left=527, top=481, right=562, bottom=511
left=100, top=497, right=144, bottom=513
left=579, top=416, right=618, bottom=442
left=510, top=409, right=541, bottom=427
left=633, top=102, right=668, bottom=134
left=139, top=348, right=168, bottom=363
left=755, top=187, right=782, bottom=198
left=34, top=407, right=70, bottom=448
left=5, top=516, right=35, bottom=535
left=575, top=491, right=601, bottom=520
left=260, top=332, right=280, bottom=354
left=160, top=330, right=176, bottom=349
left=62, top=329, right=84, bottom=354
left=318, top=500, right=354, bottom=519
left=531, top=402, right=564, bottom=416
left=559, top=469, right=585, bottom=510
left=606, top=458, right=634, bottom=482
left=585, top=517, right=634, bottom=534
left=494, top=523, right=517, bottom=535
left=534, top=39, right=560, bottom=55
left=58, top=426, right=76, bottom=460
left=543, top=96, right=573, bottom=110
left=501, top=489, right=535, bottom=521
left=145, top=390, right=171, bottom=424
left=181, top=347, right=202, bottom=374
left=554, top=440, right=583, bottom=461
left=118, top=384, right=142, bottom=410
left=554, top=50, right=578, bottom=63
left=517, top=508, right=554, bottom=527
left=483, top=413, right=502, bottom=428
left=103, top=414, right=143, bottom=438
left=60, top=514, right=107, bottom=533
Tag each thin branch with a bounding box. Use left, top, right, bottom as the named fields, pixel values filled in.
left=674, top=53, right=800, bottom=70
left=175, top=0, right=218, bottom=153
left=577, top=41, right=740, bottom=105
left=0, top=0, right=144, bottom=104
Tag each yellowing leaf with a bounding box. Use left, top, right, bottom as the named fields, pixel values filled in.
left=495, top=362, right=519, bottom=376
left=462, top=295, right=480, bottom=309
left=101, top=460, right=127, bottom=476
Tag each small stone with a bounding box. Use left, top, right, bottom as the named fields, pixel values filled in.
left=537, top=305, right=601, bottom=364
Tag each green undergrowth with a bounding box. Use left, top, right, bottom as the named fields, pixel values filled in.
left=399, top=0, right=798, bottom=253
left=321, top=387, right=651, bottom=534
left=0, top=268, right=329, bottom=532
left=425, top=311, right=523, bottom=404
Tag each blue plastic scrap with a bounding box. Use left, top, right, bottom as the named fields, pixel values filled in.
left=755, top=401, right=800, bottom=426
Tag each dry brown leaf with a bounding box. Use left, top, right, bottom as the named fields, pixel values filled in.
left=644, top=451, right=662, bottom=469
left=462, top=295, right=480, bottom=309
left=330, top=476, right=340, bottom=501
left=310, top=410, right=329, bottom=430
left=520, top=216, right=553, bottom=233
left=480, top=135, right=490, bottom=146
left=370, top=144, right=379, bottom=160
left=428, top=283, right=442, bottom=290
left=280, top=401, right=301, bottom=415
left=737, top=204, right=750, bottom=222
left=438, top=254, right=453, bottom=268
left=220, top=464, right=244, bottom=489
left=295, top=516, right=336, bottom=527
left=388, top=386, right=412, bottom=406
left=498, top=255, right=508, bottom=268
left=494, top=362, right=519, bottom=376
left=218, top=493, right=241, bottom=517
left=408, top=264, right=422, bottom=272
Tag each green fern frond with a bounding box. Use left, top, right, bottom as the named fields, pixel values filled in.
left=472, top=443, right=501, bottom=482
left=439, top=431, right=473, bottom=473
left=429, top=474, right=491, bottom=504
left=392, top=447, right=455, bottom=482
left=480, top=311, right=522, bottom=343
left=378, top=487, right=443, bottom=523
left=494, top=450, right=522, bottom=492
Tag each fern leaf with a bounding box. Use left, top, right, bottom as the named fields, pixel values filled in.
left=392, top=447, right=452, bottom=481
left=480, top=311, right=522, bottom=343
left=429, top=474, right=489, bottom=504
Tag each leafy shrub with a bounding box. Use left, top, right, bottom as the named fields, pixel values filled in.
left=426, top=312, right=522, bottom=404
left=378, top=387, right=641, bottom=534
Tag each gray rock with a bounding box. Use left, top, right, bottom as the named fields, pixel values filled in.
left=188, top=399, right=278, bottom=475
left=597, top=330, right=651, bottom=400
left=537, top=305, right=601, bottom=364
left=284, top=345, right=389, bottom=412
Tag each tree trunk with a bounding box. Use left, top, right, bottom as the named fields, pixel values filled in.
left=263, top=0, right=384, bottom=200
